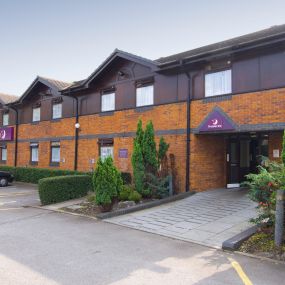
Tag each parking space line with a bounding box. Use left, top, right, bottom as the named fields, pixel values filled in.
left=228, top=257, right=253, bottom=285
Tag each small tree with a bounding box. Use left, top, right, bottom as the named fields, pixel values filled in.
left=131, top=140, right=145, bottom=194
left=93, top=157, right=123, bottom=211
left=142, top=121, right=158, bottom=175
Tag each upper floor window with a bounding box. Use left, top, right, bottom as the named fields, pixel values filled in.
left=136, top=85, right=154, bottom=107
left=101, top=92, right=115, bottom=112
left=205, top=69, right=232, bottom=97
left=52, top=103, right=62, bottom=119
left=2, top=113, right=9, bottom=126
left=32, top=107, right=41, bottom=122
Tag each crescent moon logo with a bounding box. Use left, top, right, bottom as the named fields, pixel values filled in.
left=212, top=119, right=218, bottom=125
left=0, top=130, right=6, bottom=139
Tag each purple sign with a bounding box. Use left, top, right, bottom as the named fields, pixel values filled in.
left=199, top=109, right=235, bottom=133
left=119, top=149, right=128, bottom=158
left=0, top=127, right=14, bottom=141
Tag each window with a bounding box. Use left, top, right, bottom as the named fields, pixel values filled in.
left=3, top=113, right=9, bottom=126
left=52, top=103, right=62, bottom=119
left=136, top=85, right=154, bottom=107
left=51, top=141, right=60, bottom=163
left=99, top=138, right=114, bottom=161
left=30, top=143, right=39, bottom=163
left=101, top=93, right=115, bottom=112
left=205, top=69, right=232, bottom=97
left=1, top=146, right=7, bottom=162
left=32, top=107, right=41, bottom=122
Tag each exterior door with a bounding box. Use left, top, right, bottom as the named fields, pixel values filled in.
left=227, top=139, right=240, bottom=188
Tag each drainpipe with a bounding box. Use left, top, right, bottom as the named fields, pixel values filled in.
left=73, top=94, right=79, bottom=171
left=9, top=106, right=19, bottom=167
left=184, top=72, right=192, bottom=192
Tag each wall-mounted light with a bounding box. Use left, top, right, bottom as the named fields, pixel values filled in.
left=227, top=60, right=231, bottom=65
left=75, top=123, right=80, bottom=129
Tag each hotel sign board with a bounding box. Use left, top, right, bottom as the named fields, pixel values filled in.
left=119, top=149, right=128, bottom=158
left=199, top=109, right=235, bottom=133
left=0, top=127, right=14, bottom=141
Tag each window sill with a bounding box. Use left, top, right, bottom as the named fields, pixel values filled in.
left=99, top=111, right=114, bottom=117
left=29, top=161, right=38, bottom=166
left=50, top=162, right=60, bottom=167
left=202, top=93, right=232, bottom=103
left=135, top=105, right=154, bottom=113
left=0, top=160, right=6, bottom=164
left=31, top=121, right=40, bottom=125
left=51, top=118, right=62, bottom=122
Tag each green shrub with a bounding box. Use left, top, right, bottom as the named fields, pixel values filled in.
left=0, top=166, right=90, bottom=184
left=93, top=157, right=123, bottom=210
left=128, top=191, right=142, bottom=203
left=119, top=185, right=133, bottom=201
left=38, top=175, right=92, bottom=205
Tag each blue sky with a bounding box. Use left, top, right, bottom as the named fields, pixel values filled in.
left=1, top=0, right=285, bottom=96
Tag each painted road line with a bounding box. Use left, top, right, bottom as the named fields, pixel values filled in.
left=228, top=257, right=253, bottom=285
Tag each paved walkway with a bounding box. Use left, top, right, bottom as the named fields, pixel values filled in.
left=106, top=188, right=257, bottom=248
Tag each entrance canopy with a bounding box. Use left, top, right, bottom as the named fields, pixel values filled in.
left=197, top=107, right=236, bottom=134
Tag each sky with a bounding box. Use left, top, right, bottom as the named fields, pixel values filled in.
left=1, top=0, right=285, bottom=96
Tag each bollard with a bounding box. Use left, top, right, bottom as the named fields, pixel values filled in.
left=275, top=189, right=285, bottom=247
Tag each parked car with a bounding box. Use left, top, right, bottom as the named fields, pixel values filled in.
left=0, top=171, right=14, bottom=187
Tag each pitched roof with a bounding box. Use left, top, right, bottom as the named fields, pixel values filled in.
left=156, top=24, right=285, bottom=64
left=9, top=76, right=71, bottom=105
left=61, top=49, right=158, bottom=93
left=0, top=93, right=18, bottom=105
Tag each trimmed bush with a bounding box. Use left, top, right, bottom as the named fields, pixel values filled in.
left=128, top=191, right=142, bottom=203
left=38, top=175, right=92, bottom=205
left=0, top=166, right=90, bottom=184
left=119, top=185, right=133, bottom=201
left=93, top=157, right=123, bottom=210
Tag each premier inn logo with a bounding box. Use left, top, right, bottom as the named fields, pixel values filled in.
left=208, top=118, right=223, bottom=129
left=198, top=107, right=236, bottom=133
left=0, top=129, right=6, bottom=139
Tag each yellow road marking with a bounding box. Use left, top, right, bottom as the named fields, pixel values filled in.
left=228, top=257, right=253, bottom=285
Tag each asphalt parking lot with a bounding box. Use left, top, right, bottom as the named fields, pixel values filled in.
left=0, top=182, right=40, bottom=209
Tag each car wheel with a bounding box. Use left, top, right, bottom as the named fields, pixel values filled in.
left=0, top=178, right=8, bottom=187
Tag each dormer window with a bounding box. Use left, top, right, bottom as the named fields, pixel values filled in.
left=32, top=107, right=41, bottom=122
left=2, top=113, right=9, bottom=126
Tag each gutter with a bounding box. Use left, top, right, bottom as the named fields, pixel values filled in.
left=63, top=92, right=79, bottom=171
left=184, top=72, right=192, bottom=192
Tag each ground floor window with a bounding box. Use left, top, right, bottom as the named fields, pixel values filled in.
left=98, top=138, right=114, bottom=161
left=1, top=146, right=7, bottom=162
left=50, top=141, right=60, bottom=164
left=30, top=143, right=39, bottom=164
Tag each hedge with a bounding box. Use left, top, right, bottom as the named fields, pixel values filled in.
left=38, top=175, right=92, bottom=205
left=0, top=166, right=90, bottom=184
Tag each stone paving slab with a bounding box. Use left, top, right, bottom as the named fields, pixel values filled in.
left=106, top=188, right=257, bottom=249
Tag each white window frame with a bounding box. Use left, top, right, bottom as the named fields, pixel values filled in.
left=136, top=85, right=154, bottom=107
left=1, top=147, right=7, bottom=161
left=205, top=69, right=232, bottom=97
left=101, top=93, right=115, bottom=112
left=30, top=143, right=39, bottom=162
left=52, top=103, right=62, bottom=119
left=32, top=107, right=41, bottom=122
left=100, top=146, right=114, bottom=161
left=2, top=113, right=9, bottom=126
left=51, top=142, right=60, bottom=163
